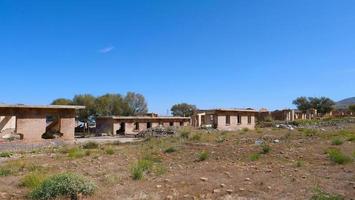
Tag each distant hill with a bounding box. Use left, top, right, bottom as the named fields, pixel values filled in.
left=335, top=97, right=355, bottom=109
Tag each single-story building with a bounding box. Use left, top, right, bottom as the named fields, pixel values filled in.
left=0, top=104, right=84, bottom=143
left=192, top=108, right=258, bottom=131
left=96, top=116, right=191, bottom=135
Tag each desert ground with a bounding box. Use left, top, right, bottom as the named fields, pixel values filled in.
left=0, top=123, right=354, bottom=200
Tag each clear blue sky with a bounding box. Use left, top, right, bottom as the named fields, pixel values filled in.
left=1, top=0, right=354, bottom=114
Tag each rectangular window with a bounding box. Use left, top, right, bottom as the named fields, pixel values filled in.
left=226, top=115, right=230, bottom=125
left=248, top=116, right=252, bottom=124
left=237, top=115, right=241, bottom=124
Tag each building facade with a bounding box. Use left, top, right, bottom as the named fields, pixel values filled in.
left=96, top=116, right=191, bottom=135
left=192, top=109, right=257, bottom=131
left=0, top=104, right=84, bottom=143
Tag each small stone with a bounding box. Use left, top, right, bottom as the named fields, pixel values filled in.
left=164, top=179, right=170, bottom=183
left=213, top=189, right=221, bottom=193
left=200, top=177, right=208, bottom=182
left=183, top=194, right=190, bottom=198
left=245, top=178, right=251, bottom=181
left=166, top=195, right=173, bottom=200
left=239, top=188, right=245, bottom=191
left=226, top=189, right=233, bottom=194
left=220, top=183, right=226, bottom=188
left=156, top=185, right=162, bottom=188
left=267, top=186, right=272, bottom=190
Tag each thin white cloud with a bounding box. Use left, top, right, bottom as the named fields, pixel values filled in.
left=99, top=46, right=115, bottom=54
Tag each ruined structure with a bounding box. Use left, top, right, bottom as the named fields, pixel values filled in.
left=96, top=116, right=190, bottom=135
left=192, top=108, right=258, bottom=131
left=0, top=104, right=84, bottom=143
left=270, top=109, right=318, bottom=121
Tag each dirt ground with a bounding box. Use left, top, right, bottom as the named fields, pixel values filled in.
left=0, top=125, right=354, bottom=200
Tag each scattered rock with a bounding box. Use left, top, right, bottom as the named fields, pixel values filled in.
left=267, top=186, right=272, bottom=190
left=239, top=188, right=245, bottom=191
left=156, top=185, right=162, bottom=188
left=226, top=189, right=233, bottom=194
left=200, top=177, right=208, bottom=182
left=245, top=178, right=251, bottom=181
left=166, top=195, right=173, bottom=200
left=220, top=183, right=226, bottom=188
left=213, top=189, right=221, bottom=193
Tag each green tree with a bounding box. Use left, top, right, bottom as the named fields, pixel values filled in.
left=292, top=97, right=311, bottom=113
left=124, top=92, right=148, bottom=115
left=171, top=103, right=197, bottom=117
left=72, top=94, right=97, bottom=122
left=349, top=104, right=355, bottom=113
left=95, top=93, right=126, bottom=116
left=310, top=97, right=335, bottom=114
left=51, top=98, right=73, bottom=105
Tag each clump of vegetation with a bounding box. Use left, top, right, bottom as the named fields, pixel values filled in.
left=242, top=128, right=249, bottom=132
left=250, top=153, right=261, bottom=161
left=197, top=151, right=209, bottom=161
left=105, top=146, right=115, bottom=155
left=302, top=128, right=318, bottom=137
left=0, top=160, right=27, bottom=176
left=68, top=148, right=88, bottom=159
left=310, top=188, right=344, bottom=200
left=216, top=136, right=226, bottom=143
left=164, top=146, right=177, bottom=153
left=82, top=141, right=99, bottom=149
left=0, top=168, right=12, bottom=176
left=20, top=171, right=47, bottom=189
left=131, top=159, right=153, bottom=180
left=260, top=144, right=271, bottom=154
left=331, top=138, right=344, bottom=146
left=296, top=160, right=304, bottom=167
left=30, top=173, right=96, bottom=200
left=0, top=152, right=13, bottom=158
left=327, top=148, right=351, bottom=165
left=180, top=131, right=189, bottom=139
left=191, top=134, right=201, bottom=141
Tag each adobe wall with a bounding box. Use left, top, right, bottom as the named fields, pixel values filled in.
left=216, top=114, right=256, bottom=131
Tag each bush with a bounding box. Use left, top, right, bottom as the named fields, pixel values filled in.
left=180, top=131, right=189, bottom=139
left=197, top=151, right=209, bottom=161
left=216, top=136, right=225, bottom=143
left=191, top=134, right=201, bottom=141
left=105, top=147, right=115, bottom=155
left=30, top=173, right=96, bottom=200
left=250, top=153, right=261, bottom=161
left=302, top=129, right=318, bottom=137
left=82, top=142, right=99, bottom=149
left=310, top=188, right=344, bottom=200
left=164, top=147, right=177, bottom=153
left=327, top=148, right=351, bottom=165
left=130, top=158, right=153, bottom=180
left=68, top=148, right=87, bottom=159
left=0, top=168, right=12, bottom=176
left=331, top=138, right=343, bottom=146
left=242, top=128, right=249, bottom=132
left=21, top=171, right=47, bottom=189
left=260, top=144, right=271, bottom=154
left=0, top=152, right=13, bottom=158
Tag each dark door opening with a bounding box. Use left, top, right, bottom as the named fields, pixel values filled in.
left=147, top=122, right=152, bottom=129
left=117, top=122, right=126, bottom=135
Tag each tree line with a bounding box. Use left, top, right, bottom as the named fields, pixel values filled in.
left=51, top=92, right=148, bottom=122
left=292, top=96, right=335, bottom=114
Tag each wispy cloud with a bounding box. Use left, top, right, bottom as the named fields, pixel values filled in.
left=99, top=46, right=115, bottom=54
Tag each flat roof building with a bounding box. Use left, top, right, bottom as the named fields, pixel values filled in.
left=96, top=116, right=191, bottom=136
left=192, top=108, right=258, bottom=131
left=0, top=104, right=84, bottom=143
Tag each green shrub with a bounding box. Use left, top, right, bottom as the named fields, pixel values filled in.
left=131, top=165, right=143, bottom=180
left=242, top=128, right=249, bottom=132
left=0, top=168, right=12, bottom=176
left=216, top=136, right=225, bottom=143
left=296, top=160, right=304, bottom=167
left=0, top=152, right=13, bottom=158
left=302, top=129, right=318, bottom=137
left=164, top=147, right=177, bottom=153
left=20, top=171, right=47, bottom=189
left=331, top=138, right=343, bottom=146
left=130, top=158, right=153, bottom=180
left=310, top=188, right=344, bottom=200
left=250, top=153, right=261, bottom=161
left=105, top=147, right=115, bottom=155
left=327, top=148, right=351, bottom=165
left=191, top=134, right=201, bottom=141
left=180, top=131, right=189, bottom=139
left=68, top=148, right=87, bottom=159
left=260, top=144, right=271, bottom=154
left=82, top=142, right=99, bottom=149
left=30, top=173, right=96, bottom=200
left=197, top=151, right=209, bottom=161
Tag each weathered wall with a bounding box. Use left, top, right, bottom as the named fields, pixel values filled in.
left=16, top=116, right=46, bottom=142
left=216, top=114, right=255, bottom=131
left=96, top=118, right=114, bottom=135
